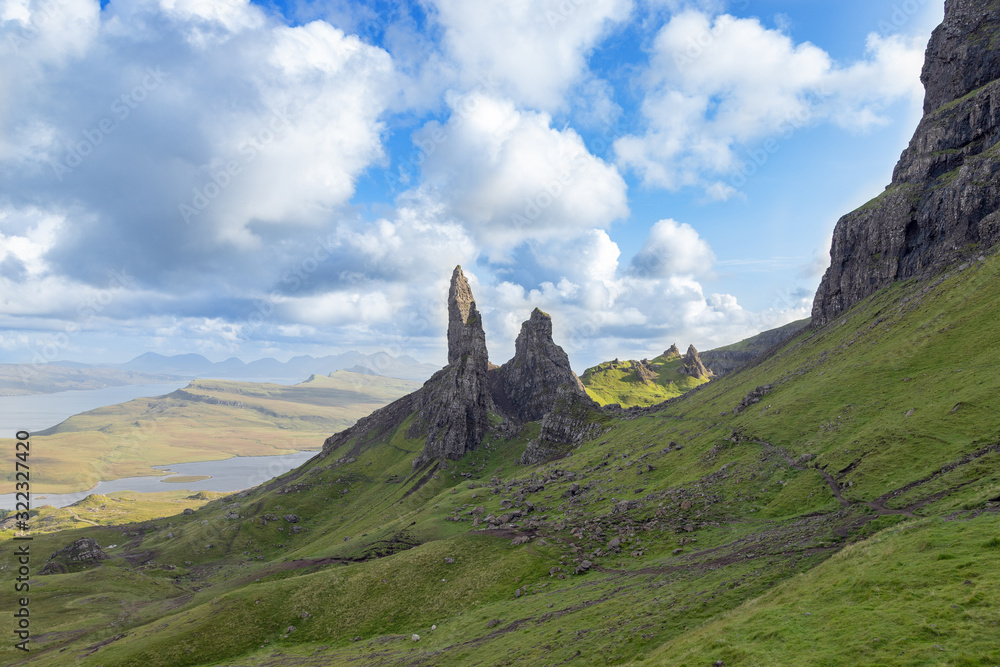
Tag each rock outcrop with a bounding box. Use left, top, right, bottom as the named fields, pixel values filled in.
left=324, top=266, right=595, bottom=469
left=520, top=393, right=603, bottom=465
left=633, top=360, right=658, bottom=384
left=681, top=345, right=714, bottom=380
left=812, top=0, right=1000, bottom=326
left=490, top=308, right=596, bottom=423
left=663, top=344, right=681, bottom=358
left=446, top=266, right=488, bottom=365
left=39, top=538, right=108, bottom=575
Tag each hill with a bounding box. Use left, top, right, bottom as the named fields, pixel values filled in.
left=580, top=344, right=713, bottom=408
left=2, top=3, right=1000, bottom=665
left=0, top=364, right=176, bottom=396
left=0, top=371, right=420, bottom=494
left=3, top=240, right=998, bottom=667
left=700, top=317, right=811, bottom=377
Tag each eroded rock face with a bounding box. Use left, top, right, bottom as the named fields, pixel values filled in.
left=491, top=308, right=595, bottom=423
left=323, top=267, right=596, bottom=469
left=813, top=0, right=1000, bottom=326
left=410, top=266, right=494, bottom=467
left=681, top=345, right=714, bottom=380
left=447, top=266, right=488, bottom=365
left=520, top=393, right=603, bottom=465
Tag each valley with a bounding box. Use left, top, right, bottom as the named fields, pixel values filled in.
left=2, top=2, right=1000, bottom=665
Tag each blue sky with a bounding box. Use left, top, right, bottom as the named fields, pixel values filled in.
left=0, top=0, right=943, bottom=371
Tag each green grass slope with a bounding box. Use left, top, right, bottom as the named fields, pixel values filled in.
left=2, top=252, right=1000, bottom=666
left=581, top=349, right=709, bottom=407
left=0, top=371, right=420, bottom=493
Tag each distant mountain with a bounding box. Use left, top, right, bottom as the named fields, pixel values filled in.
left=0, top=351, right=439, bottom=396
left=117, top=352, right=222, bottom=376
left=110, top=350, right=438, bottom=383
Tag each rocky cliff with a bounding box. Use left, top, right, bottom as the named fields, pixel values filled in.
left=812, top=0, right=1000, bottom=326
left=490, top=308, right=596, bottom=423
left=700, top=318, right=810, bottom=377
left=324, top=267, right=594, bottom=468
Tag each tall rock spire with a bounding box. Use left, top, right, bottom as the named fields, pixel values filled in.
left=410, top=266, right=493, bottom=467
left=447, top=266, right=487, bottom=365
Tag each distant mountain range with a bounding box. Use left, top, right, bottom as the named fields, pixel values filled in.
left=107, top=351, right=439, bottom=382
left=0, top=351, right=439, bottom=396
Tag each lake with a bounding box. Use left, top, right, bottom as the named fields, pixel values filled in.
left=0, top=378, right=303, bottom=437
left=0, top=449, right=319, bottom=510
left=0, top=382, right=190, bottom=436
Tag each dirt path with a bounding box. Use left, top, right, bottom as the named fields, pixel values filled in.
left=66, top=509, right=99, bottom=526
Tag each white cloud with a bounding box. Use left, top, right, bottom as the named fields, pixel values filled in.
left=615, top=10, right=926, bottom=195
left=471, top=221, right=805, bottom=368
left=1, top=0, right=100, bottom=64
left=410, top=93, right=629, bottom=260
left=630, top=218, right=716, bottom=277
left=431, top=0, right=633, bottom=110
left=0, top=0, right=396, bottom=274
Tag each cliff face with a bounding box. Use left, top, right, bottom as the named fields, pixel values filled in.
left=325, top=266, right=596, bottom=468
left=812, top=0, right=1000, bottom=326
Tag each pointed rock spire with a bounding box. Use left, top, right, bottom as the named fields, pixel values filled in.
left=410, top=266, right=493, bottom=468
left=682, top=345, right=713, bottom=380
left=447, top=266, right=487, bottom=365
left=664, top=344, right=681, bottom=358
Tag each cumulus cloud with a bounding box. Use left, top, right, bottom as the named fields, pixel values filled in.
left=0, top=1, right=898, bottom=368
left=1, top=0, right=394, bottom=288
left=630, top=219, right=715, bottom=278
left=409, top=93, right=629, bottom=260
left=431, top=0, right=633, bottom=110
left=615, top=10, right=926, bottom=195
left=472, top=221, right=807, bottom=368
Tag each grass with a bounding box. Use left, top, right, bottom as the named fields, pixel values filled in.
left=1, top=251, right=1000, bottom=665
left=634, top=515, right=1000, bottom=666
left=581, top=349, right=708, bottom=407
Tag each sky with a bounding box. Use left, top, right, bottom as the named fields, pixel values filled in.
left=0, top=0, right=944, bottom=372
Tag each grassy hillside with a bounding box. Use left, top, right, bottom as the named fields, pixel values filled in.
left=1, top=252, right=999, bottom=666
left=581, top=348, right=709, bottom=407
left=0, top=371, right=420, bottom=493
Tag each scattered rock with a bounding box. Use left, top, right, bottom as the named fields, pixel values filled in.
left=39, top=538, right=108, bottom=575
